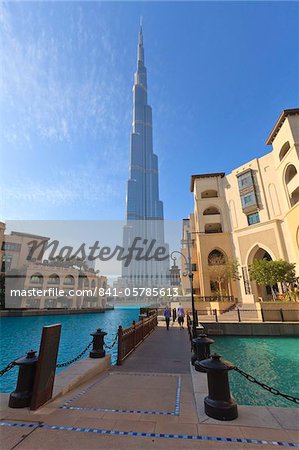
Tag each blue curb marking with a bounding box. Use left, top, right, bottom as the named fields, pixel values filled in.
left=0, top=422, right=298, bottom=447
left=61, top=405, right=177, bottom=415
left=174, top=376, right=181, bottom=415
left=61, top=373, right=182, bottom=416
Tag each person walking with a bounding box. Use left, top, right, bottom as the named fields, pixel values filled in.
left=177, top=303, right=185, bottom=330
left=172, top=307, right=177, bottom=324
left=164, top=305, right=171, bottom=330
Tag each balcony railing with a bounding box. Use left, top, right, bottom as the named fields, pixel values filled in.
left=195, top=295, right=235, bottom=302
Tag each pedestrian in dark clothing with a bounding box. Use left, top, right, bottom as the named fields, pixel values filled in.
left=164, top=306, right=171, bottom=330
left=172, top=308, right=177, bottom=323
left=177, top=304, right=185, bottom=330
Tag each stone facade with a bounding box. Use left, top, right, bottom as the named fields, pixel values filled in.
left=183, top=109, right=299, bottom=303
left=2, top=230, right=107, bottom=309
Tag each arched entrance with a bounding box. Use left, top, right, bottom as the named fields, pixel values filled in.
left=207, top=249, right=231, bottom=297
left=247, top=245, right=277, bottom=301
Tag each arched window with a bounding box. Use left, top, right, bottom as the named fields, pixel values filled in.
left=48, top=274, right=60, bottom=285
left=30, top=273, right=43, bottom=284
left=208, top=250, right=226, bottom=265
left=285, top=164, right=297, bottom=185
left=64, top=275, right=75, bottom=285
left=201, top=190, right=218, bottom=199
left=203, top=206, right=220, bottom=215
left=84, top=277, right=89, bottom=287
left=279, top=142, right=291, bottom=161
left=91, top=280, right=96, bottom=288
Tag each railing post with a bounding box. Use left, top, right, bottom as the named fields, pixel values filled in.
left=117, top=325, right=123, bottom=366
left=132, top=320, right=136, bottom=349
left=197, top=354, right=238, bottom=420
left=280, top=308, right=284, bottom=322
left=192, top=334, right=214, bottom=367
left=90, top=329, right=107, bottom=359
left=261, top=308, right=265, bottom=322
left=141, top=317, right=144, bottom=340
left=214, top=309, right=218, bottom=322
left=9, top=350, right=38, bottom=408
left=237, top=308, right=241, bottom=323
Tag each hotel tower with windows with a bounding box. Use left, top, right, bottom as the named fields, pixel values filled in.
left=182, top=109, right=299, bottom=303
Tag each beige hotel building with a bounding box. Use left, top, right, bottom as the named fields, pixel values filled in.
left=0, top=226, right=108, bottom=309
left=182, top=108, right=299, bottom=304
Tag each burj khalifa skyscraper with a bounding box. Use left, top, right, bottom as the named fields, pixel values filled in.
left=121, top=24, right=169, bottom=288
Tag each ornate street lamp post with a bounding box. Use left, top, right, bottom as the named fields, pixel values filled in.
left=171, top=229, right=198, bottom=337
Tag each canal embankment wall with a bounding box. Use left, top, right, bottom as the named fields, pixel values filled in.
left=51, top=354, right=111, bottom=402
left=0, top=306, right=114, bottom=317
left=202, top=321, right=299, bottom=336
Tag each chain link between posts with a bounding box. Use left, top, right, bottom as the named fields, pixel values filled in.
left=1, top=336, right=299, bottom=406
left=234, top=366, right=299, bottom=404
left=56, top=341, right=93, bottom=368
left=1, top=332, right=119, bottom=376
left=104, top=332, right=118, bottom=350
left=0, top=360, right=17, bottom=377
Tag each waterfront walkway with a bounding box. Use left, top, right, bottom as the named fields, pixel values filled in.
left=1, top=323, right=298, bottom=449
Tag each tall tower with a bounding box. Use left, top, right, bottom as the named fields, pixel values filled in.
left=121, top=25, right=169, bottom=288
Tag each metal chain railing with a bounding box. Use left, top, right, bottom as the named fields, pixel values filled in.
left=234, top=366, right=299, bottom=404
left=56, top=341, right=93, bottom=368
left=1, top=333, right=118, bottom=375
left=0, top=360, right=18, bottom=377
left=104, top=332, right=118, bottom=350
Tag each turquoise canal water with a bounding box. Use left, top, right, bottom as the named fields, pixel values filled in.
left=1, top=312, right=298, bottom=407
left=212, top=336, right=299, bottom=408
left=0, top=308, right=139, bottom=393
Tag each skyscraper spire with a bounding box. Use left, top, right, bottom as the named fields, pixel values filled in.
left=137, top=18, right=144, bottom=65
left=139, top=16, right=143, bottom=38
left=121, top=24, right=169, bottom=289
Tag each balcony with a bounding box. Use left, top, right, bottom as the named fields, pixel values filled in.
left=202, top=213, right=221, bottom=224
left=201, top=190, right=218, bottom=199
left=240, top=188, right=258, bottom=213
left=205, top=223, right=222, bottom=234
left=237, top=170, right=254, bottom=193
left=242, top=203, right=259, bottom=214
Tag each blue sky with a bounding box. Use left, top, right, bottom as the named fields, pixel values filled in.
left=1, top=1, right=298, bottom=221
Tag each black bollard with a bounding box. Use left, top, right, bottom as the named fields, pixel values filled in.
left=90, top=328, right=107, bottom=358
left=197, top=353, right=238, bottom=421
left=191, top=334, right=214, bottom=368
left=9, top=350, right=38, bottom=408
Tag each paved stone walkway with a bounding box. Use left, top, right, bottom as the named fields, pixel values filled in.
left=1, top=324, right=298, bottom=449
left=115, top=324, right=191, bottom=373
